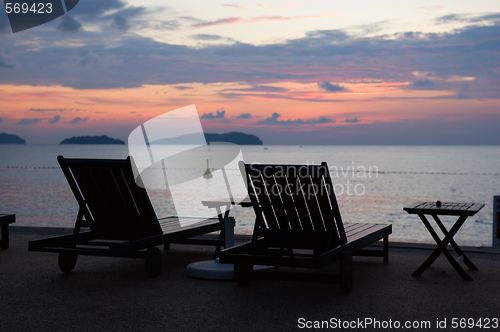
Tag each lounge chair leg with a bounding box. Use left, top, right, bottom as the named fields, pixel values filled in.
left=340, top=252, right=353, bottom=293
left=234, top=263, right=253, bottom=285
left=383, top=236, right=389, bottom=263
left=145, top=247, right=163, bottom=278
left=58, top=252, right=78, bottom=273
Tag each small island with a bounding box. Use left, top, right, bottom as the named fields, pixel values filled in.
left=0, top=133, right=26, bottom=144
left=60, top=135, right=125, bottom=145
left=151, top=132, right=263, bottom=145
left=205, top=132, right=263, bottom=145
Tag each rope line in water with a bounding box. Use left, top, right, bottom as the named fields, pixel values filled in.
left=0, top=165, right=498, bottom=176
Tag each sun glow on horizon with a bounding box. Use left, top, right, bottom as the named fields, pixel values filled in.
left=1, top=78, right=498, bottom=144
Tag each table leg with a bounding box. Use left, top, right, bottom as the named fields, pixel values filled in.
left=186, top=204, right=239, bottom=280
left=412, top=214, right=473, bottom=281
left=213, top=205, right=233, bottom=259
left=1, top=224, right=9, bottom=249
left=431, top=214, right=478, bottom=271
left=383, top=235, right=389, bottom=263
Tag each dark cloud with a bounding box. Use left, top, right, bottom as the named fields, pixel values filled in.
left=305, top=29, right=349, bottom=42
left=251, top=115, right=500, bottom=145
left=257, top=112, right=334, bottom=125
left=49, top=115, right=61, bottom=124
left=193, top=34, right=225, bottom=41
left=225, top=85, right=288, bottom=93
left=174, top=86, right=193, bottom=90
left=70, top=117, right=88, bottom=124
left=394, top=31, right=424, bottom=40
left=0, top=11, right=11, bottom=33
left=193, top=17, right=241, bottom=28
left=474, top=13, right=500, bottom=22
left=257, top=112, right=282, bottom=125
left=456, top=83, right=469, bottom=99
left=318, top=81, right=348, bottom=92
left=51, top=0, right=145, bottom=33
left=155, top=21, right=181, bottom=31
left=312, top=117, right=335, bottom=124
left=436, top=14, right=465, bottom=24
left=0, top=117, right=4, bottom=123
left=345, top=117, right=359, bottom=123
left=112, top=15, right=129, bottom=31
left=106, top=6, right=145, bottom=31
left=411, top=79, right=435, bottom=89
left=237, top=113, right=252, bottom=119
left=18, top=118, right=41, bottom=125
left=0, top=51, right=16, bottom=68
left=436, top=12, right=500, bottom=25
left=201, top=109, right=226, bottom=119
left=57, top=16, right=82, bottom=33
left=70, top=0, right=127, bottom=17
left=78, top=54, right=99, bottom=67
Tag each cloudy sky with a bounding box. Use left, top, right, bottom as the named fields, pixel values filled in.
left=1, top=0, right=499, bottom=144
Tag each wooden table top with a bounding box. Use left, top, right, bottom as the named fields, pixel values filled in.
left=404, top=202, right=484, bottom=216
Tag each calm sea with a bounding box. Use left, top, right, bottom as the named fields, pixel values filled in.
left=1, top=144, right=499, bottom=247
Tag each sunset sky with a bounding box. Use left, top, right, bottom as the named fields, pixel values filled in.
left=1, top=0, right=499, bottom=144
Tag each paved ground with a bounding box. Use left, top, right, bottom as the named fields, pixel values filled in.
left=1, top=226, right=499, bottom=331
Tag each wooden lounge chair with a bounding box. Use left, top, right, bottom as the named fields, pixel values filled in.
left=219, top=162, right=392, bottom=292
left=28, top=156, right=223, bottom=278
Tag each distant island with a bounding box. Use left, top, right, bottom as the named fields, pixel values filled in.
left=0, top=133, right=26, bottom=144
left=151, top=132, right=263, bottom=145
left=206, top=132, right=263, bottom=145
left=60, top=135, right=125, bottom=145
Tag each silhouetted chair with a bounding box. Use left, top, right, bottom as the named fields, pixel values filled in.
left=28, top=156, right=222, bottom=278
left=219, top=162, right=392, bottom=292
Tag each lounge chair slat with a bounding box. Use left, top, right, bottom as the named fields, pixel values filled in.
left=274, top=175, right=302, bottom=230
left=250, top=171, right=279, bottom=230
left=263, top=173, right=290, bottom=230
left=322, top=163, right=347, bottom=244
left=93, top=166, right=135, bottom=226
left=302, top=174, right=326, bottom=232
left=72, top=165, right=112, bottom=224
left=287, top=175, right=313, bottom=231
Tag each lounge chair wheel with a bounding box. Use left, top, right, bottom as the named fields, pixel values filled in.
left=58, top=252, right=77, bottom=273
left=145, top=247, right=162, bottom=278
left=234, top=263, right=253, bottom=284
left=340, top=252, right=353, bottom=293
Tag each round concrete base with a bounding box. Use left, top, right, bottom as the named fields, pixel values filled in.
left=185, top=258, right=234, bottom=280
left=186, top=258, right=273, bottom=280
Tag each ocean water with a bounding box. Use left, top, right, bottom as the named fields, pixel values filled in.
left=0, top=144, right=499, bottom=247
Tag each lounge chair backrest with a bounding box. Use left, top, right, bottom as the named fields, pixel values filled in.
left=58, top=156, right=162, bottom=239
left=240, top=161, right=347, bottom=251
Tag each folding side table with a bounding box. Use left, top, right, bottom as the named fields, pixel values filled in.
left=404, top=202, right=484, bottom=281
